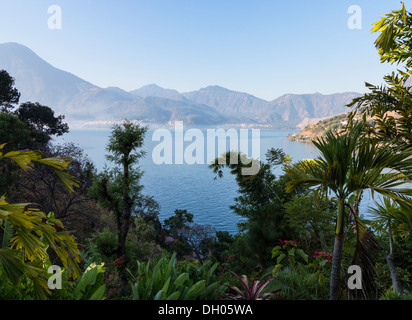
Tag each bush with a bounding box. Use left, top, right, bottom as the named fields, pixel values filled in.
left=92, top=228, right=118, bottom=261
left=129, top=251, right=227, bottom=300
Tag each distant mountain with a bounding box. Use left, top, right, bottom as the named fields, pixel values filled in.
left=130, top=84, right=188, bottom=101
left=0, top=42, right=226, bottom=125
left=183, top=86, right=268, bottom=121
left=0, top=42, right=97, bottom=114
left=265, top=92, right=361, bottom=127
left=183, top=86, right=361, bottom=127
left=0, top=42, right=361, bottom=128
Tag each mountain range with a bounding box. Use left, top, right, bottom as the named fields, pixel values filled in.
left=0, top=42, right=362, bottom=129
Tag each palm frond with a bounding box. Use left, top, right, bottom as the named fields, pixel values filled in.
left=342, top=205, right=381, bottom=300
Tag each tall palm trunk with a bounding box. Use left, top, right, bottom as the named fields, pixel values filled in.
left=386, top=224, right=404, bottom=294
left=330, top=199, right=345, bottom=300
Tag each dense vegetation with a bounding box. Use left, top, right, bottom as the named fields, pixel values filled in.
left=287, top=112, right=358, bottom=142
left=0, top=4, right=411, bottom=301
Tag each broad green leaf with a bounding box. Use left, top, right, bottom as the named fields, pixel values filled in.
left=89, top=285, right=106, bottom=300
left=166, top=291, right=181, bottom=300
left=296, top=249, right=308, bottom=263
left=154, top=290, right=164, bottom=300
left=183, top=280, right=205, bottom=300
left=173, top=272, right=189, bottom=288
left=272, top=264, right=283, bottom=276
left=2, top=150, right=41, bottom=171
left=277, top=253, right=286, bottom=265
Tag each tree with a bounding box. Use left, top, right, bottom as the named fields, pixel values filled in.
left=372, top=3, right=411, bottom=75
left=0, top=70, right=20, bottom=112
left=15, top=102, right=69, bottom=149
left=0, top=113, right=32, bottom=195
left=208, top=231, right=235, bottom=263
left=284, top=191, right=336, bottom=252
left=163, top=209, right=216, bottom=263
left=132, top=195, right=164, bottom=245
left=178, top=223, right=216, bottom=264
left=0, top=142, right=82, bottom=299
left=284, top=123, right=412, bottom=300
left=369, top=197, right=411, bottom=294
left=347, top=3, right=412, bottom=150
left=90, top=120, right=147, bottom=259
left=210, top=151, right=296, bottom=271
left=163, top=209, right=194, bottom=258
left=89, top=120, right=147, bottom=297
left=10, top=143, right=100, bottom=238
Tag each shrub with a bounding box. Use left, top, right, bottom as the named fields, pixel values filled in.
left=129, top=251, right=227, bottom=300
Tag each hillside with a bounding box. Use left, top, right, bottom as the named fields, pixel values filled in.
left=288, top=113, right=351, bottom=142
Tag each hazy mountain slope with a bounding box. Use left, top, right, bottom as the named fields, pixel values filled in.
left=0, top=43, right=226, bottom=125
left=0, top=42, right=97, bottom=111
left=130, top=84, right=188, bottom=101
left=0, top=42, right=361, bottom=128
left=265, top=92, right=361, bottom=127
left=182, top=85, right=268, bottom=120
left=183, top=86, right=360, bottom=127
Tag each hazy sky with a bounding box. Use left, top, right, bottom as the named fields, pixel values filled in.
left=0, top=0, right=409, bottom=100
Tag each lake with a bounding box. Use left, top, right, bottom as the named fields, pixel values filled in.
left=54, top=127, right=380, bottom=234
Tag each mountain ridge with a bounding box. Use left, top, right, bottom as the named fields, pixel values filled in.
left=0, top=42, right=361, bottom=129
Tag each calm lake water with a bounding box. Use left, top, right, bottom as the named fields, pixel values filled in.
left=54, top=127, right=380, bottom=234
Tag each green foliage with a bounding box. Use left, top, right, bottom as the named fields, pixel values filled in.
left=272, top=240, right=308, bottom=274
left=285, top=123, right=412, bottom=204
left=163, top=209, right=194, bottom=240
left=92, top=228, right=119, bottom=261
left=0, top=143, right=83, bottom=299
left=14, top=102, right=69, bottom=148
left=73, top=262, right=106, bottom=300
left=285, top=123, right=412, bottom=299
left=380, top=288, right=412, bottom=300
left=370, top=197, right=412, bottom=239
left=265, top=265, right=330, bottom=300
left=208, top=231, right=235, bottom=263
left=393, top=234, right=412, bottom=274
left=267, top=242, right=332, bottom=300
left=284, top=192, right=336, bottom=251
left=375, top=262, right=411, bottom=294
left=347, top=77, right=412, bottom=151
left=162, top=209, right=194, bottom=258
left=82, top=238, right=103, bottom=266
left=271, top=240, right=309, bottom=299
left=371, top=2, right=410, bottom=70
left=0, top=113, right=32, bottom=195
left=210, top=151, right=298, bottom=272
left=347, top=3, right=412, bottom=151
left=129, top=251, right=227, bottom=300
left=106, top=120, right=147, bottom=166
left=89, top=120, right=149, bottom=263
left=0, top=113, right=31, bottom=152
left=0, top=70, right=20, bottom=112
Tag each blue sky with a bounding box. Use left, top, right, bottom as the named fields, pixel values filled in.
left=0, top=0, right=409, bottom=100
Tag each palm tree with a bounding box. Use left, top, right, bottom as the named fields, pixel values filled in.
left=284, top=124, right=412, bottom=300
left=0, top=142, right=82, bottom=299
left=369, top=197, right=411, bottom=294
